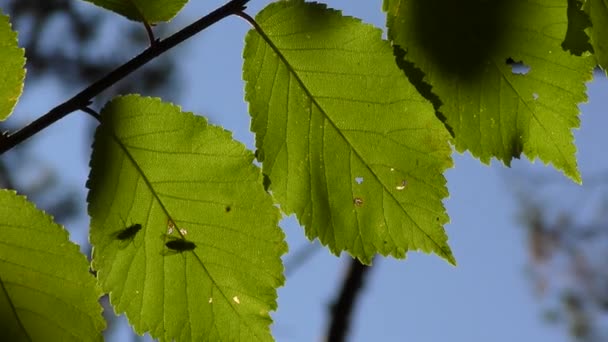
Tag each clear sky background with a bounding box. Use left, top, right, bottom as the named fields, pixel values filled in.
left=6, top=0, right=608, bottom=341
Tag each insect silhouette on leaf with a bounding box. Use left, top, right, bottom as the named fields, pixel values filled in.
left=163, top=234, right=196, bottom=255
left=116, top=223, right=142, bottom=240
left=113, top=220, right=142, bottom=248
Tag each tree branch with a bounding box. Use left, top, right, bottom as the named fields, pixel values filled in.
left=326, top=257, right=376, bottom=342
left=0, top=0, right=250, bottom=155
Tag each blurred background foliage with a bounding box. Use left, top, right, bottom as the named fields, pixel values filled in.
left=515, top=169, right=608, bottom=341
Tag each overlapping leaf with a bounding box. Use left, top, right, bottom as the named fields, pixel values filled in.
left=0, top=9, right=25, bottom=121
left=584, top=0, right=608, bottom=71
left=0, top=190, right=104, bottom=341
left=87, top=95, right=285, bottom=341
left=385, top=0, right=596, bottom=183
left=82, top=0, right=187, bottom=23
left=562, top=0, right=593, bottom=56
left=243, top=1, right=455, bottom=264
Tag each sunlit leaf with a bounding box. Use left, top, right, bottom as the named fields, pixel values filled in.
left=385, top=0, right=596, bottom=183
left=0, top=190, right=104, bottom=341
left=82, top=0, right=187, bottom=23
left=243, top=1, right=455, bottom=265
left=87, top=95, right=285, bottom=341
left=0, top=9, right=25, bottom=121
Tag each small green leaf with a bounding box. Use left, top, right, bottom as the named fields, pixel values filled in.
left=385, top=0, right=596, bottom=183
left=0, top=190, right=104, bottom=341
left=584, top=0, right=608, bottom=71
left=0, top=9, right=26, bottom=121
left=243, top=1, right=455, bottom=264
left=82, top=0, right=187, bottom=23
left=87, top=95, right=286, bottom=341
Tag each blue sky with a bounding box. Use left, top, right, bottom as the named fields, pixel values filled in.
left=7, top=0, right=608, bottom=341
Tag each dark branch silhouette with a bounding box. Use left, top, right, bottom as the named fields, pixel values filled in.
left=326, top=257, right=375, bottom=342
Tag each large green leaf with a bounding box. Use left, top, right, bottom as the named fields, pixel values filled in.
left=0, top=9, right=25, bottom=121
left=0, top=190, right=104, bottom=341
left=584, top=0, right=608, bottom=71
left=82, top=0, right=187, bottom=23
left=87, top=95, right=285, bottom=341
left=385, top=0, right=596, bottom=183
left=243, top=1, right=455, bottom=264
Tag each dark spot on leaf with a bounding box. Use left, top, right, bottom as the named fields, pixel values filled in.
left=263, top=173, right=272, bottom=192
left=225, top=206, right=231, bottom=212
left=254, top=149, right=265, bottom=162
left=353, top=197, right=363, bottom=207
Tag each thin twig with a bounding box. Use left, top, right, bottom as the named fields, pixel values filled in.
left=0, top=0, right=250, bottom=155
left=326, top=257, right=376, bottom=342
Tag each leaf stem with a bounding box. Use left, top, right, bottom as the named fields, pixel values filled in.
left=80, top=106, right=101, bottom=122
left=0, top=0, right=251, bottom=155
left=143, top=20, right=156, bottom=46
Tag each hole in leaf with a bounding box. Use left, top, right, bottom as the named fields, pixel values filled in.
left=506, top=57, right=530, bottom=75
left=533, top=93, right=539, bottom=100
left=396, top=180, right=407, bottom=191
left=355, top=177, right=363, bottom=184
left=167, top=218, right=175, bottom=234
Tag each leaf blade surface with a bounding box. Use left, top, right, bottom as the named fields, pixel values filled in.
left=244, top=1, right=455, bottom=264
left=385, top=0, right=595, bottom=183
left=0, top=9, right=25, bottom=121
left=82, top=0, right=187, bottom=23
left=0, top=190, right=104, bottom=341
left=87, top=95, right=285, bottom=341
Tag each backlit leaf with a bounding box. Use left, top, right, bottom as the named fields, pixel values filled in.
left=243, top=1, right=455, bottom=264
left=82, top=0, right=187, bottom=23
left=0, top=9, right=25, bottom=121
left=0, top=190, right=104, bottom=341
left=385, top=0, right=596, bottom=183
left=87, top=95, right=285, bottom=341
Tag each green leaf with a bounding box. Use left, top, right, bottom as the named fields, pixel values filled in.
left=385, top=0, right=596, bottom=183
left=243, top=1, right=455, bottom=264
left=0, top=190, right=104, bottom=341
left=82, top=0, right=187, bottom=23
left=0, top=9, right=26, bottom=121
left=584, top=0, right=608, bottom=71
left=87, top=95, right=285, bottom=341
